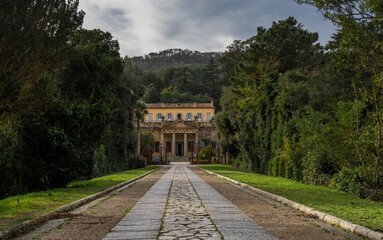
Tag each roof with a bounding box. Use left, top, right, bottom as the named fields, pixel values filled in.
left=145, top=102, right=214, bottom=109
left=161, top=120, right=198, bottom=129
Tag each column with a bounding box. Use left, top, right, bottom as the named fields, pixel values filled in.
left=195, top=132, right=199, bottom=155
left=184, top=133, right=188, bottom=156
left=172, top=132, right=176, bottom=156
left=160, top=132, right=165, bottom=159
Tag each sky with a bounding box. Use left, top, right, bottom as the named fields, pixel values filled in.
left=78, top=0, right=337, bottom=57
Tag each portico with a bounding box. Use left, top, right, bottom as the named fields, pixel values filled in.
left=159, top=122, right=199, bottom=159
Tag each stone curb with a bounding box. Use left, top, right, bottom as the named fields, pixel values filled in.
left=199, top=167, right=383, bottom=240
left=0, top=167, right=161, bottom=240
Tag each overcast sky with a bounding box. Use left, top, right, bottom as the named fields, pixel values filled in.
left=78, top=0, right=336, bottom=57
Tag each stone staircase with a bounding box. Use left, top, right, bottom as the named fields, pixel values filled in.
left=170, top=156, right=190, bottom=162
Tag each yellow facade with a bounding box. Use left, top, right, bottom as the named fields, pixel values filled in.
left=140, top=101, right=218, bottom=163
left=144, top=102, right=215, bottom=123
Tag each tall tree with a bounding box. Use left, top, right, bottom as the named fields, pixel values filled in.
left=202, top=58, right=222, bottom=109
left=61, top=29, right=123, bottom=100
left=297, top=0, right=383, bottom=195
left=133, top=101, right=148, bottom=156
left=218, top=17, right=323, bottom=173
left=0, top=0, right=85, bottom=197
left=0, top=0, right=84, bottom=86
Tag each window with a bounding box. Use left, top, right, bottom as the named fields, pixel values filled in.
left=206, top=113, right=211, bottom=121
left=212, top=141, right=217, bottom=150
left=148, top=113, right=153, bottom=122
left=155, top=142, right=160, bottom=152
left=166, top=142, right=171, bottom=152
left=156, top=113, right=162, bottom=122
left=197, top=113, right=203, bottom=122
left=177, top=113, right=182, bottom=120
left=167, top=113, right=173, bottom=121
left=187, top=113, right=192, bottom=121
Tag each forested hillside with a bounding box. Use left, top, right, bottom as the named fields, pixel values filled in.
left=215, top=2, right=383, bottom=200
left=130, top=49, right=223, bottom=73
left=127, top=50, right=225, bottom=109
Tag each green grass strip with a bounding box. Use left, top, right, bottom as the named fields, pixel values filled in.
left=0, top=166, right=158, bottom=231
left=200, top=164, right=383, bottom=232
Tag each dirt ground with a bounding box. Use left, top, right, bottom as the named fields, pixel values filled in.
left=21, top=168, right=167, bottom=240
left=192, top=167, right=363, bottom=240
left=16, top=166, right=364, bottom=240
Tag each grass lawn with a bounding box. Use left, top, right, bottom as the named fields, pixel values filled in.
left=200, top=164, right=383, bottom=233
left=0, top=166, right=158, bottom=231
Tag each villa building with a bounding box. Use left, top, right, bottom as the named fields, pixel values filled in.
left=140, top=101, right=219, bottom=163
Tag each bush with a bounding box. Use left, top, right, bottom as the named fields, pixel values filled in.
left=137, top=156, right=146, bottom=168
left=330, top=167, right=366, bottom=197
left=232, top=152, right=249, bottom=170
left=302, top=151, right=331, bottom=185
left=198, top=145, right=216, bottom=160
left=92, top=144, right=109, bottom=177
left=0, top=120, right=21, bottom=198
left=269, top=153, right=292, bottom=178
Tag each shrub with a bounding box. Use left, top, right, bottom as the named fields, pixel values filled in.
left=198, top=145, right=216, bottom=160
left=269, top=153, right=292, bottom=178
left=92, top=144, right=109, bottom=177
left=302, top=151, right=331, bottom=185
left=330, top=167, right=366, bottom=197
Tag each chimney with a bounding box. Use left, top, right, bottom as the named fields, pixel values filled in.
left=210, top=99, right=213, bottom=107
left=193, top=102, right=196, bottom=107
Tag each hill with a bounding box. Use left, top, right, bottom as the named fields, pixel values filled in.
left=130, top=48, right=223, bottom=73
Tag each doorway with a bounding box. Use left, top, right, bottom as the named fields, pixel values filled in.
left=176, top=141, right=183, bottom=156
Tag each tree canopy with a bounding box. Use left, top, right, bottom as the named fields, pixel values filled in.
left=0, top=1, right=142, bottom=199
left=215, top=14, right=383, bottom=200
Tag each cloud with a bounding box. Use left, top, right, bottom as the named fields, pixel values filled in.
left=78, top=0, right=335, bottom=57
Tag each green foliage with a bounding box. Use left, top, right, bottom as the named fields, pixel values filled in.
left=0, top=119, right=21, bottom=197
left=130, top=49, right=222, bottom=73
left=269, top=137, right=293, bottom=179
left=250, top=17, right=322, bottom=73
left=0, top=0, right=84, bottom=85
left=198, top=146, right=216, bottom=160
left=330, top=167, right=366, bottom=198
left=140, top=132, right=154, bottom=153
left=0, top=10, right=141, bottom=198
left=217, top=17, right=322, bottom=177
left=302, top=151, right=331, bottom=186
left=0, top=1, right=86, bottom=181
left=92, top=144, right=109, bottom=178
left=213, top=87, right=240, bottom=158
left=160, top=89, right=210, bottom=103
left=217, top=13, right=383, bottom=200
left=143, top=83, right=161, bottom=103
left=61, top=29, right=123, bottom=100
left=129, top=52, right=225, bottom=105
left=201, top=164, right=383, bottom=232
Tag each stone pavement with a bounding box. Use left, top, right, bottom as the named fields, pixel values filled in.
left=159, top=166, right=222, bottom=240
left=103, top=164, right=276, bottom=240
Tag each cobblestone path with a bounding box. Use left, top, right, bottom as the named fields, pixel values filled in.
left=159, top=166, right=222, bottom=240
left=104, top=165, right=276, bottom=239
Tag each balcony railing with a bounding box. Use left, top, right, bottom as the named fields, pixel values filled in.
left=141, top=120, right=213, bottom=129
